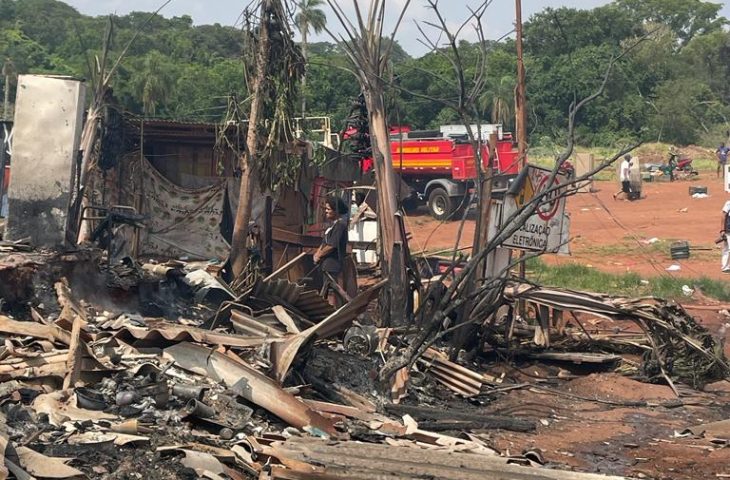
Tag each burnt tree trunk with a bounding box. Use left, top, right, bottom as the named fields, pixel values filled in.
left=363, top=90, right=408, bottom=327
left=449, top=132, right=497, bottom=358
left=230, top=0, right=272, bottom=278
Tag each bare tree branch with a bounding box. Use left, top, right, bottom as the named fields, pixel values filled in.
left=378, top=8, right=652, bottom=382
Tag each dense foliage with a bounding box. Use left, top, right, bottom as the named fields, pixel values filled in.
left=0, top=0, right=728, bottom=146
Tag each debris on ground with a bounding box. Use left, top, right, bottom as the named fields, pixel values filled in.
left=1, top=72, right=728, bottom=480
left=0, top=246, right=726, bottom=479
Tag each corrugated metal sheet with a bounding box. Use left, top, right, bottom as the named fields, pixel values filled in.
left=253, top=278, right=334, bottom=321
left=109, top=321, right=269, bottom=348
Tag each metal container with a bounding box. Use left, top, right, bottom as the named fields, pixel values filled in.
left=184, top=398, right=216, bottom=419
left=343, top=324, right=379, bottom=357
left=172, top=384, right=207, bottom=401
left=75, top=387, right=108, bottom=411
left=670, top=241, right=690, bottom=260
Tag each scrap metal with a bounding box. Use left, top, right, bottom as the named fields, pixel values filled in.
left=504, top=283, right=730, bottom=388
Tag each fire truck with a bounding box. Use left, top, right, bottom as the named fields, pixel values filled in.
left=378, top=124, right=521, bottom=220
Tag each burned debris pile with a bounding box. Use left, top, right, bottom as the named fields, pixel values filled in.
left=0, top=247, right=725, bottom=479
left=503, top=284, right=730, bottom=389
left=0, top=68, right=727, bottom=479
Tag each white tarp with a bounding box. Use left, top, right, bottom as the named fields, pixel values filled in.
left=139, top=158, right=230, bottom=260
left=349, top=219, right=378, bottom=264
left=501, top=165, right=570, bottom=254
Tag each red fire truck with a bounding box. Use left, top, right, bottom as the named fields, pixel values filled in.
left=362, top=125, right=521, bottom=220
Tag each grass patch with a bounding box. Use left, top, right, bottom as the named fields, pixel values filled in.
left=578, top=239, right=670, bottom=257
left=526, top=257, right=730, bottom=302
left=576, top=239, right=716, bottom=262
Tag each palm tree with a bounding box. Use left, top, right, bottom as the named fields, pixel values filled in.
left=295, top=0, right=326, bottom=119
left=134, top=52, right=173, bottom=117
left=480, top=75, right=515, bottom=128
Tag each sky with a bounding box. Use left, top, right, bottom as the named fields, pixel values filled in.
left=60, top=0, right=730, bottom=57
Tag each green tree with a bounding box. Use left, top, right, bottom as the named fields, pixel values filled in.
left=615, top=0, right=726, bottom=45
left=680, top=29, right=730, bottom=103
left=480, top=75, right=515, bottom=127
left=1, top=0, right=727, bottom=148
left=295, top=0, right=326, bottom=118
left=7, top=0, right=81, bottom=52
left=132, top=51, right=175, bottom=116
left=524, top=5, right=637, bottom=58
left=649, top=78, right=716, bottom=144
left=305, top=48, right=359, bottom=128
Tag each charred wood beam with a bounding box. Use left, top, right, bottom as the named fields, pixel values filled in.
left=384, top=404, right=535, bottom=432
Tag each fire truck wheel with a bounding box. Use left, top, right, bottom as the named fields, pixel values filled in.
left=427, top=188, right=453, bottom=221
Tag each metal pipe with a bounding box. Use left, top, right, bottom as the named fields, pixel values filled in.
left=184, top=398, right=216, bottom=418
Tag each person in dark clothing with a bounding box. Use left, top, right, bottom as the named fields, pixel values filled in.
left=314, top=196, right=349, bottom=305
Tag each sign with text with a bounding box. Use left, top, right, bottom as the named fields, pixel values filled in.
left=501, top=165, right=570, bottom=253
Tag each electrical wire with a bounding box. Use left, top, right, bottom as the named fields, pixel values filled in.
left=590, top=192, right=692, bottom=278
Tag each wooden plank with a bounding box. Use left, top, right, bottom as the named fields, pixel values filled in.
left=264, top=195, right=273, bottom=275
left=349, top=240, right=376, bottom=251
left=680, top=304, right=730, bottom=311
left=0, top=315, right=72, bottom=345
left=272, top=228, right=321, bottom=248
left=323, top=272, right=352, bottom=303
left=520, top=351, right=622, bottom=364
left=62, top=316, right=84, bottom=389
left=264, top=253, right=308, bottom=282
left=301, top=399, right=375, bottom=421
left=385, top=404, right=535, bottom=433
left=271, top=439, right=626, bottom=480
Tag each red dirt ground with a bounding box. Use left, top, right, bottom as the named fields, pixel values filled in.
left=406, top=173, right=728, bottom=280
left=476, top=311, right=730, bottom=479
left=482, top=373, right=730, bottom=480
left=403, top=170, right=730, bottom=479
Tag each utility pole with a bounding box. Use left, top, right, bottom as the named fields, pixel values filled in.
left=515, top=0, right=527, bottom=162
left=515, top=0, right=529, bottom=297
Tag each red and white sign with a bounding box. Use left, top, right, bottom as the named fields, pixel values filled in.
left=501, top=165, right=570, bottom=253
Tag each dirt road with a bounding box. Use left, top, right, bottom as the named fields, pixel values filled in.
left=406, top=174, right=727, bottom=280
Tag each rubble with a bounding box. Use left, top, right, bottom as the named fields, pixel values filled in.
left=0, top=247, right=724, bottom=479
left=0, top=73, right=726, bottom=480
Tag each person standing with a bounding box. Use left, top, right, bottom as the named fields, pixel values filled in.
left=716, top=143, right=730, bottom=179
left=350, top=191, right=376, bottom=226
left=667, top=146, right=679, bottom=182
left=721, top=199, right=730, bottom=273
left=314, top=196, right=349, bottom=305
left=613, top=154, right=633, bottom=200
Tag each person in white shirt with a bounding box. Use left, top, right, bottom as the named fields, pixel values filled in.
left=349, top=191, right=376, bottom=226
left=720, top=200, right=730, bottom=273
left=613, top=154, right=633, bottom=200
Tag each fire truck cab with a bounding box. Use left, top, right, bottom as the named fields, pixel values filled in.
left=388, top=124, right=520, bottom=220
